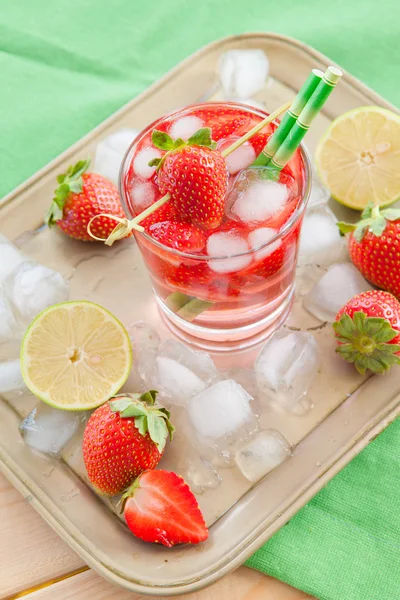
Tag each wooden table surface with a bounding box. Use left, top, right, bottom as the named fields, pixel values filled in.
left=0, top=473, right=313, bottom=600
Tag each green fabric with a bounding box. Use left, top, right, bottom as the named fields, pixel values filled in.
left=1, top=1, right=399, bottom=598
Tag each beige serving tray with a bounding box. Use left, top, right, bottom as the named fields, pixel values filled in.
left=1, top=33, right=399, bottom=596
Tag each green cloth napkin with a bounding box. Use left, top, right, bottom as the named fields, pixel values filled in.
left=1, top=1, right=399, bottom=598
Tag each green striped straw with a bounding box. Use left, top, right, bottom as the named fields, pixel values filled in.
left=270, top=66, right=342, bottom=169
left=252, top=68, right=324, bottom=167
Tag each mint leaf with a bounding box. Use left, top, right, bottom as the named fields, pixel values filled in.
left=148, top=157, right=162, bottom=167
left=188, top=127, right=213, bottom=147
left=152, top=130, right=174, bottom=151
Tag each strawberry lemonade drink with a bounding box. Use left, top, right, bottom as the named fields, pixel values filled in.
left=120, top=102, right=311, bottom=349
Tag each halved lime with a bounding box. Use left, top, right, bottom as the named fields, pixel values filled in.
left=315, top=106, right=400, bottom=210
left=20, top=301, right=132, bottom=410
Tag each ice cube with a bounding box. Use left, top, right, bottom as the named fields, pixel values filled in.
left=303, top=263, right=373, bottom=322
left=155, top=357, right=206, bottom=405
left=184, top=454, right=221, bottom=494
left=231, top=178, right=288, bottom=224
left=5, top=262, right=69, bottom=324
left=20, top=404, right=81, bottom=456
left=207, top=231, right=252, bottom=273
left=235, top=429, right=291, bottom=482
left=248, top=227, right=281, bottom=260
left=309, top=170, right=331, bottom=206
left=224, top=367, right=258, bottom=399
left=128, top=321, right=160, bottom=384
left=255, top=329, right=320, bottom=415
left=188, top=379, right=258, bottom=441
left=298, top=204, right=347, bottom=266
left=0, top=234, right=26, bottom=284
left=169, top=116, right=204, bottom=141
left=94, top=128, right=139, bottom=185
left=158, top=339, right=217, bottom=382
left=218, top=50, right=269, bottom=99
left=130, top=180, right=156, bottom=212
left=296, top=263, right=326, bottom=298
left=0, top=289, right=20, bottom=343
left=225, top=142, right=256, bottom=175
left=133, top=147, right=161, bottom=180
left=0, top=359, right=27, bottom=393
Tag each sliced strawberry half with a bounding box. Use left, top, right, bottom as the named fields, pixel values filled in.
left=123, top=470, right=208, bottom=547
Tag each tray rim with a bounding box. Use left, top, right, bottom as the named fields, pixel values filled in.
left=1, top=31, right=399, bottom=596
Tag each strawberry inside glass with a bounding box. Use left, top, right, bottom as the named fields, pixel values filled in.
left=120, top=103, right=310, bottom=349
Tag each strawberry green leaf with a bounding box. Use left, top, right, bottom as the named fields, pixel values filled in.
left=173, top=138, right=186, bottom=149
left=152, top=130, right=174, bottom=151
left=369, top=215, right=387, bottom=237
left=361, top=202, right=374, bottom=219
left=69, top=180, right=83, bottom=194
left=353, top=223, right=370, bottom=243
left=109, top=395, right=139, bottom=413
left=188, top=127, right=214, bottom=147
left=148, top=157, right=162, bottom=167
left=140, top=390, right=158, bottom=405
left=134, top=415, right=147, bottom=436
left=120, top=405, right=148, bottom=418
left=381, top=208, right=400, bottom=221
left=333, top=312, right=400, bottom=374
left=45, top=202, right=64, bottom=227
left=54, top=184, right=70, bottom=207
left=337, top=221, right=356, bottom=236
left=147, top=413, right=168, bottom=452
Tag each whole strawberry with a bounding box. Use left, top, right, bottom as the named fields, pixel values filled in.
left=333, top=290, right=400, bottom=374
left=82, top=391, right=174, bottom=495
left=46, top=159, right=128, bottom=241
left=122, top=470, right=208, bottom=547
left=149, top=128, right=228, bottom=230
left=338, top=203, right=400, bottom=298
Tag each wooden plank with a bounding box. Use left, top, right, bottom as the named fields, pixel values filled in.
left=19, top=567, right=312, bottom=600
left=0, top=474, right=83, bottom=598
left=0, top=472, right=313, bottom=600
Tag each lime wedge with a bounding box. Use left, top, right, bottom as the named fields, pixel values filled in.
left=21, top=301, right=132, bottom=410
left=315, top=106, right=400, bottom=210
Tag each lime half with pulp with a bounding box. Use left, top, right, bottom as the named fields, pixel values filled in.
left=315, top=106, right=400, bottom=210
left=21, top=301, right=132, bottom=410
